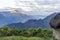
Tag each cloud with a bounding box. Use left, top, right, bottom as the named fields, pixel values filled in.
left=0, top=0, right=60, bottom=15
left=0, top=0, right=15, bottom=8
left=15, top=0, right=60, bottom=15
left=16, top=0, right=60, bottom=11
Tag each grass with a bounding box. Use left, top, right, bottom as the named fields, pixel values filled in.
left=0, top=36, right=44, bottom=40
left=0, top=36, right=53, bottom=40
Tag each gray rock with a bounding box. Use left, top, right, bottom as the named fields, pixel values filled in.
left=50, top=12, right=60, bottom=29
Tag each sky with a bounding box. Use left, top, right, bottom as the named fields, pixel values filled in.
left=0, top=0, right=15, bottom=8
left=0, top=0, right=60, bottom=16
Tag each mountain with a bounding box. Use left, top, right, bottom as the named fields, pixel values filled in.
left=40, top=13, right=57, bottom=28
left=0, top=14, right=5, bottom=19
left=0, top=10, right=44, bottom=27
left=7, top=13, right=57, bottom=29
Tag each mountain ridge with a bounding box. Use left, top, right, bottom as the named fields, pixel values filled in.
left=6, top=13, right=57, bottom=28
left=0, top=11, right=45, bottom=27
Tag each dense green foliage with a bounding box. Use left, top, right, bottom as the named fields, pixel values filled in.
left=0, top=26, right=53, bottom=40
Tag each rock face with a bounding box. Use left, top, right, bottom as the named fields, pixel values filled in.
left=50, top=12, right=60, bottom=29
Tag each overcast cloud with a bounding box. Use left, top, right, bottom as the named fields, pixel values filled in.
left=0, top=0, right=60, bottom=15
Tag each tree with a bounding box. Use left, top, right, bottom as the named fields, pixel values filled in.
left=10, top=27, right=18, bottom=36
left=0, top=26, right=11, bottom=36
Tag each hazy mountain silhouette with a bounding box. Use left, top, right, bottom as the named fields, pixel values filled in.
left=0, top=11, right=44, bottom=27
left=7, top=13, right=57, bottom=28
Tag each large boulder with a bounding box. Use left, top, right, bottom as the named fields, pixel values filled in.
left=50, top=12, right=60, bottom=29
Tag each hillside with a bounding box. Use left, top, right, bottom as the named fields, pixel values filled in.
left=0, top=11, right=43, bottom=27
left=7, top=13, right=57, bottom=28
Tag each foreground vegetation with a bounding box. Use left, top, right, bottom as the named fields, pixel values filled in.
left=0, top=26, right=53, bottom=40
left=0, top=36, right=43, bottom=40
left=0, top=36, right=53, bottom=40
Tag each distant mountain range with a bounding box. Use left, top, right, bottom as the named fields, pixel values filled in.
left=0, top=10, right=45, bottom=27
left=6, top=13, right=57, bottom=29
left=0, top=8, right=57, bottom=28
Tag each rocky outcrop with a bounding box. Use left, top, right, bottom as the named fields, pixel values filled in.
left=50, top=12, right=60, bottom=29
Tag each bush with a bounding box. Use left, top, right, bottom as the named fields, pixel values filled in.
left=0, top=26, right=53, bottom=39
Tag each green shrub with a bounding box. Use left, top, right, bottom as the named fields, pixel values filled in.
left=0, top=26, right=53, bottom=39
